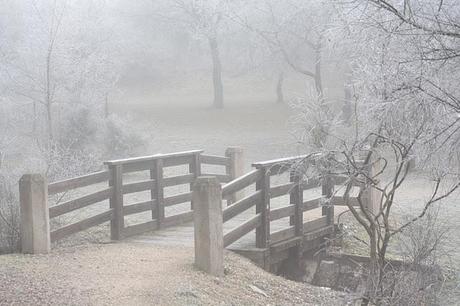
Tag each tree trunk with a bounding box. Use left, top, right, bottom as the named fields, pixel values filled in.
left=208, top=36, right=224, bottom=109
left=276, top=72, right=284, bottom=103
left=314, top=43, right=323, bottom=100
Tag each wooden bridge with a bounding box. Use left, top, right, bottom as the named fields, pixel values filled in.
left=19, top=148, right=372, bottom=273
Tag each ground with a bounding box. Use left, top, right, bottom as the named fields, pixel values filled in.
left=0, top=242, right=344, bottom=306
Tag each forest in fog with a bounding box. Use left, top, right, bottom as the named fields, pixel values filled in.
left=0, top=1, right=459, bottom=304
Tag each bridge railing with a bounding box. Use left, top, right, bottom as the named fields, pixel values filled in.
left=196, top=153, right=379, bottom=272
left=19, top=148, right=241, bottom=254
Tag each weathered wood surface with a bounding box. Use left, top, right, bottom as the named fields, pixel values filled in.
left=49, top=187, right=113, bottom=218
left=51, top=209, right=114, bottom=243
left=200, top=154, right=231, bottom=166
left=48, top=170, right=110, bottom=195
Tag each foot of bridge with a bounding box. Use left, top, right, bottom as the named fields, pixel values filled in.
left=193, top=176, right=224, bottom=277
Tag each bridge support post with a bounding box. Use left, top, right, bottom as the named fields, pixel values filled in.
left=225, top=147, right=244, bottom=204
left=19, top=174, right=50, bottom=254
left=193, top=176, right=224, bottom=276
left=108, top=164, right=124, bottom=240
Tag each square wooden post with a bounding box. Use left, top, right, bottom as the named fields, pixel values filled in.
left=321, top=175, right=334, bottom=226
left=225, top=147, right=244, bottom=204
left=290, top=170, right=304, bottom=236
left=19, top=174, right=50, bottom=254
left=255, top=167, right=270, bottom=249
left=193, top=176, right=224, bottom=276
left=189, top=152, right=202, bottom=210
left=154, top=158, right=165, bottom=228
left=108, top=164, right=124, bottom=240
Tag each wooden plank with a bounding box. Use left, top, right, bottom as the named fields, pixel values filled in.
left=123, top=200, right=156, bottom=216
left=48, top=170, right=110, bottom=195
left=331, top=196, right=360, bottom=206
left=223, top=191, right=261, bottom=222
left=122, top=161, right=154, bottom=173
left=270, top=226, right=295, bottom=245
left=162, top=211, right=194, bottom=227
left=163, top=192, right=193, bottom=207
left=256, top=169, right=270, bottom=248
left=122, top=220, right=158, bottom=238
left=163, top=173, right=195, bottom=187
left=109, top=164, right=124, bottom=240
left=290, top=171, right=304, bottom=236
left=201, top=173, right=231, bottom=183
left=303, top=216, right=328, bottom=233
left=200, top=154, right=231, bottom=166
left=122, top=180, right=155, bottom=194
left=270, top=182, right=295, bottom=198
left=104, top=150, right=203, bottom=166
left=163, top=155, right=194, bottom=167
left=222, top=169, right=263, bottom=199
left=303, top=225, right=334, bottom=243
left=224, top=214, right=262, bottom=247
left=49, top=187, right=113, bottom=218
left=50, top=209, right=113, bottom=243
left=252, top=155, right=310, bottom=168
left=302, top=197, right=324, bottom=211
left=154, top=159, right=164, bottom=227
left=270, top=204, right=295, bottom=221
left=189, top=153, right=201, bottom=210
left=270, top=236, right=302, bottom=253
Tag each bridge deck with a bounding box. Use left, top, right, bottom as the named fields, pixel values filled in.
left=128, top=198, right=347, bottom=250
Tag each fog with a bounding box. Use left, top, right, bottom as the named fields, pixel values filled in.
left=1, top=0, right=459, bottom=304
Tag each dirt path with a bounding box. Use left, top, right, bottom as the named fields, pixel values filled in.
left=0, top=242, right=343, bottom=305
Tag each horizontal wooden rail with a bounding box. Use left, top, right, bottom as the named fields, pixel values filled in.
left=302, top=197, right=324, bottom=211
left=270, top=182, right=295, bottom=199
left=48, top=170, right=110, bottom=195
left=222, top=169, right=262, bottom=199
left=122, top=220, right=158, bottom=238
left=270, top=204, right=295, bottom=221
left=49, top=188, right=113, bottom=218
left=330, top=196, right=360, bottom=206
left=122, top=180, right=155, bottom=195
left=200, top=154, right=231, bottom=166
left=162, top=211, right=194, bottom=227
left=104, top=150, right=203, bottom=166
left=303, top=216, right=328, bottom=233
left=163, top=155, right=194, bottom=167
left=50, top=209, right=114, bottom=242
left=201, top=173, right=231, bottom=183
left=270, top=226, right=295, bottom=245
left=123, top=200, right=156, bottom=216
left=163, top=192, right=193, bottom=206
left=163, top=174, right=195, bottom=187
left=223, top=191, right=261, bottom=222
left=224, top=214, right=261, bottom=247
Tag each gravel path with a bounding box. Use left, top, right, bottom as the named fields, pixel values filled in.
left=0, top=242, right=344, bottom=305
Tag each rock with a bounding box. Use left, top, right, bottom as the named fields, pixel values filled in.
left=302, top=259, right=320, bottom=283
left=249, top=284, right=268, bottom=297
left=315, top=260, right=339, bottom=288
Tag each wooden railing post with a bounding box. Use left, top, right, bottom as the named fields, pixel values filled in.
left=193, top=176, right=223, bottom=276
left=19, top=174, right=50, bottom=254
left=255, top=167, right=270, bottom=249
left=109, top=165, right=124, bottom=240
left=189, top=152, right=202, bottom=210
left=225, top=147, right=244, bottom=204
left=365, top=159, right=382, bottom=216
left=154, top=158, right=165, bottom=228
left=290, top=170, right=304, bottom=236
left=322, top=175, right=334, bottom=226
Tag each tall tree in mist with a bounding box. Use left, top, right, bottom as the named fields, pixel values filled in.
left=288, top=0, right=460, bottom=303
left=160, top=0, right=230, bottom=109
